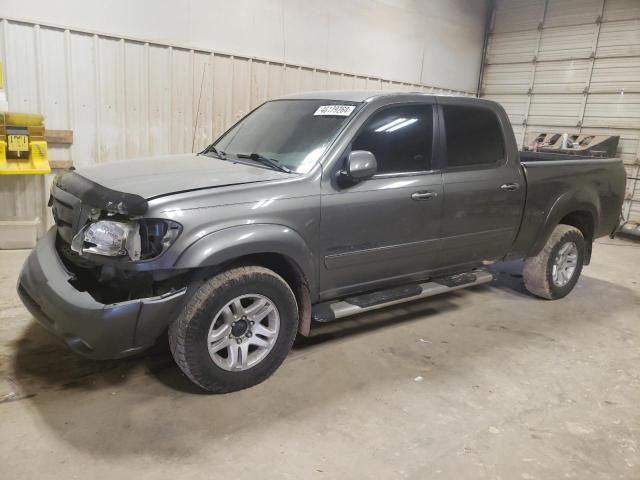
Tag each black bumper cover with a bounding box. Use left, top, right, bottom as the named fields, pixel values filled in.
left=17, top=229, right=186, bottom=360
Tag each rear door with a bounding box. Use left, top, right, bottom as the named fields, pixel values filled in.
left=437, top=99, right=525, bottom=267
left=319, top=102, right=443, bottom=299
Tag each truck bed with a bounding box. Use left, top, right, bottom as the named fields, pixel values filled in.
left=509, top=151, right=626, bottom=259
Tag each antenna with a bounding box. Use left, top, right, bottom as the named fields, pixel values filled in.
left=192, top=64, right=207, bottom=153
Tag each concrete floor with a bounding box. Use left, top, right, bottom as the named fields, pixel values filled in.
left=1, top=239, right=639, bottom=479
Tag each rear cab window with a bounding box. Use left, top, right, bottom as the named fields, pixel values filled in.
left=442, top=105, right=505, bottom=168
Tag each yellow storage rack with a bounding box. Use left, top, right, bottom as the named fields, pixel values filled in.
left=0, top=112, right=50, bottom=175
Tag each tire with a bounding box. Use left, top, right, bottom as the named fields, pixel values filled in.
left=523, top=224, right=585, bottom=300
left=168, top=266, right=298, bottom=393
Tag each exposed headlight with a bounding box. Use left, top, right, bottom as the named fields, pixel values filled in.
left=71, top=220, right=141, bottom=260
left=138, top=219, right=181, bottom=259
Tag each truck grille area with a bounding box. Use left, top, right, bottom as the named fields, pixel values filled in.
left=50, top=180, right=86, bottom=246
left=51, top=196, right=77, bottom=243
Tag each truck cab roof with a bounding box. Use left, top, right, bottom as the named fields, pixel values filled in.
left=275, top=90, right=499, bottom=107
left=276, top=90, right=404, bottom=102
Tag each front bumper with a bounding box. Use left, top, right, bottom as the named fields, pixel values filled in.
left=17, top=228, right=187, bottom=360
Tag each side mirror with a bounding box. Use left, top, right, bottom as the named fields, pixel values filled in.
left=345, top=150, right=377, bottom=181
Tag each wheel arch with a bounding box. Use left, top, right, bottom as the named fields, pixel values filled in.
left=228, top=252, right=313, bottom=336
left=174, top=224, right=316, bottom=335
left=527, top=190, right=599, bottom=264
left=557, top=210, right=595, bottom=264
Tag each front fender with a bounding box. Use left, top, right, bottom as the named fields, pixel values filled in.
left=174, top=223, right=317, bottom=295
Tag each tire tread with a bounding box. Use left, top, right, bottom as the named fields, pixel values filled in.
left=523, top=224, right=584, bottom=300
left=168, top=266, right=297, bottom=393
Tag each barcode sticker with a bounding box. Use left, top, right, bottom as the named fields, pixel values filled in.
left=313, top=105, right=356, bottom=116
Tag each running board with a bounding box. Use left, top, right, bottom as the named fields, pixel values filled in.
left=312, top=269, right=494, bottom=322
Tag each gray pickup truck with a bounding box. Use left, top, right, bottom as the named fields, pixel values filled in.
left=18, top=91, right=625, bottom=392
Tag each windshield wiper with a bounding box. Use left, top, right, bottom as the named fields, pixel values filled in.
left=200, top=144, right=227, bottom=160
left=235, top=153, right=293, bottom=174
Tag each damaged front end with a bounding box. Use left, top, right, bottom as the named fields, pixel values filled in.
left=16, top=171, right=192, bottom=359
left=50, top=170, right=187, bottom=295
left=19, top=230, right=188, bottom=359
left=52, top=170, right=181, bottom=265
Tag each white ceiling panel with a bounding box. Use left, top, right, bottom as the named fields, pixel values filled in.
left=597, top=20, right=640, bottom=58
left=544, top=0, right=603, bottom=28
left=538, top=24, right=596, bottom=61
left=528, top=94, right=584, bottom=126
left=492, top=0, right=546, bottom=33
left=590, top=57, right=640, bottom=93
left=486, top=30, right=538, bottom=64
left=533, top=60, right=590, bottom=93
left=482, top=63, right=533, bottom=94
left=583, top=93, right=640, bottom=128
left=602, top=0, right=640, bottom=21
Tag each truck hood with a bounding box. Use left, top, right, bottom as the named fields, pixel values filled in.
left=76, top=154, right=291, bottom=199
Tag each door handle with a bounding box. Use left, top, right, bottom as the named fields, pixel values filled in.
left=411, top=191, right=437, bottom=201
left=500, top=183, right=520, bottom=192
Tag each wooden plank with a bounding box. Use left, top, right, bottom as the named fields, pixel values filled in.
left=44, top=129, right=73, bottom=145
left=49, top=160, right=73, bottom=169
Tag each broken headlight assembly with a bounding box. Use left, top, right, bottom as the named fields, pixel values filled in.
left=71, top=219, right=181, bottom=261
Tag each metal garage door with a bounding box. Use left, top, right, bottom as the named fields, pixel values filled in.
left=481, top=0, right=640, bottom=223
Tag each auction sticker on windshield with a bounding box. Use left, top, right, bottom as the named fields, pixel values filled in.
left=314, top=105, right=356, bottom=116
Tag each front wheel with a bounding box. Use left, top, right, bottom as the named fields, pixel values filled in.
left=523, top=224, right=585, bottom=300
left=169, top=266, right=298, bottom=393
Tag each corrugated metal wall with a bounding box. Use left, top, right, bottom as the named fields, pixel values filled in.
left=481, top=0, right=640, bottom=222
left=0, top=17, right=471, bottom=241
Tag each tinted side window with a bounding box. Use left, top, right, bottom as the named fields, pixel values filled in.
left=352, top=105, right=433, bottom=174
left=443, top=105, right=505, bottom=167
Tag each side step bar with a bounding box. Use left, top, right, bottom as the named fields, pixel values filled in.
left=312, top=269, right=494, bottom=322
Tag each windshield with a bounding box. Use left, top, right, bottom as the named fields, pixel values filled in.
left=213, top=99, right=359, bottom=174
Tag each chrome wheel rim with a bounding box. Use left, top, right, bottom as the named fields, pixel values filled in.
left=207, top=294, right=280, bottom=371
left=552, top=241, right=578, bottom=287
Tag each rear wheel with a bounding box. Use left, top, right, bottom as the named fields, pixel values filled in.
left=169, top=266, right=298, bottom=393
left=523, top=224, right=585, bottom=300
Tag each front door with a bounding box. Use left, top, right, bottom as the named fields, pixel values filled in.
left=319, top=102, right=443, bottom=300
